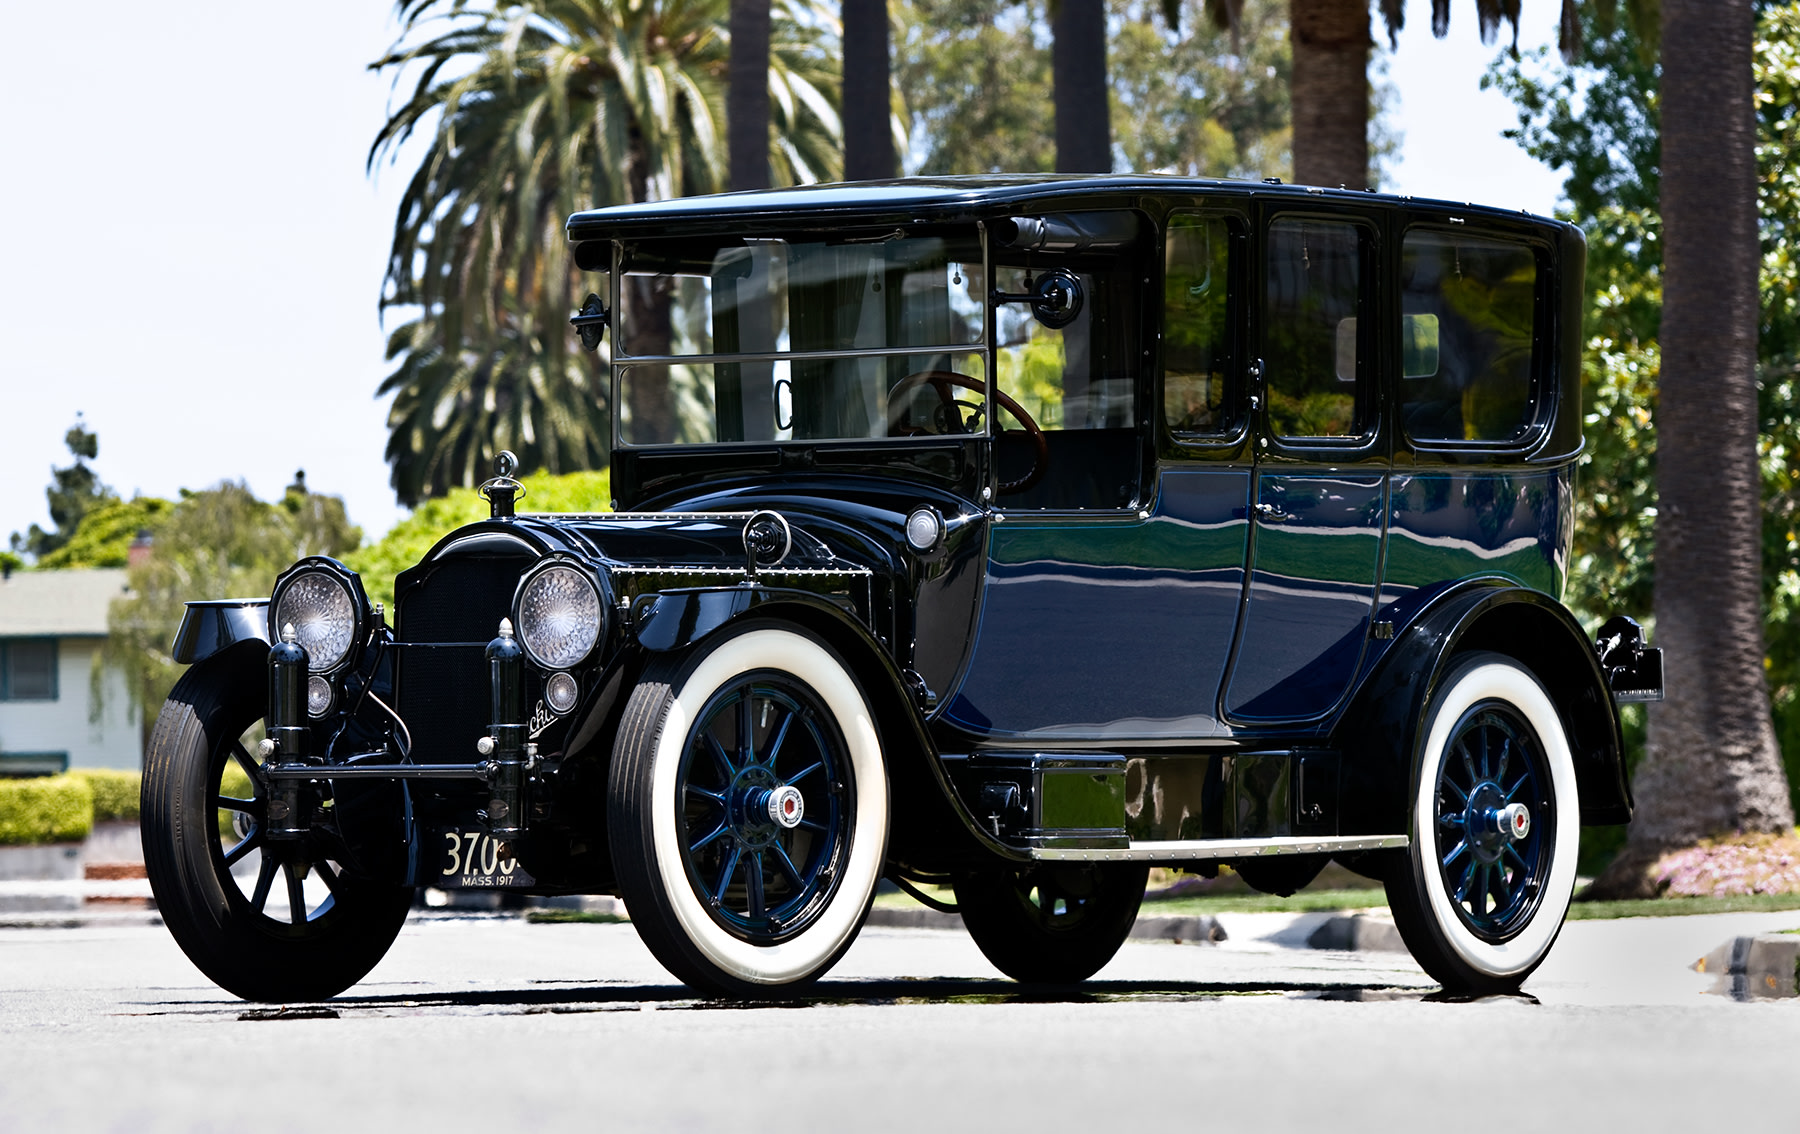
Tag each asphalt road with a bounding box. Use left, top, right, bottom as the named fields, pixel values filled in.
left=2, top=909, right=1797, bottom=1133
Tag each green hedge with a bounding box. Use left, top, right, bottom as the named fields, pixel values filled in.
left=0, top=775, right=95, bottom=845
left=69, top=769, right=141, bottom=822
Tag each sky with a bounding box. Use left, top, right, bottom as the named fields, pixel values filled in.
left=0, top=0, right=1570, bottom=552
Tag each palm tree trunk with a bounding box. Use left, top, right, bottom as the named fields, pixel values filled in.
left=1289, top=0, right=1369, bottom=188
left=1591, top=0, right=1795, bottom=898
left=730, top=0, right=772, bottom=191
left=843, top=0, right=896, bottom=179
left=1052, top=0, right=1111, bottom=173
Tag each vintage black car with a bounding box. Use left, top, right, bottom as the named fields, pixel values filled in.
left=143, top=176, right=1662, bottom=1001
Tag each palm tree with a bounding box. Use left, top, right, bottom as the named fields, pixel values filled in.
left=1592, top=0, right=1796, bottom=895
left=1053, top=0, right=1113, bottom=172
left=843, top=0, right=900, bottom=178
left=370, top=0, right=840, bottom=502
left=730, top=0, right=773, bottom=188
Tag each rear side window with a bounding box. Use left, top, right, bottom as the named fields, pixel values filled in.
left=1400, top=231, right=1539, bottom=443
left=1163, top=213, right=1239, bottom=437
left=1263, top=219, right=1369, bottom=440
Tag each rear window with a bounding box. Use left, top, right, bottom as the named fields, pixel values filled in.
left=1400, top=231, right=1540, bottom=444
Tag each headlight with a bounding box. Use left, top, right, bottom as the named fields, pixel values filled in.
left=515, top=563, right=603, bottom=670
left=269, top=560, right=366, bottom=674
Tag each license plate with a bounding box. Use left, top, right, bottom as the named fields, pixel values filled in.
left=434, top=829, right=535, bottom=889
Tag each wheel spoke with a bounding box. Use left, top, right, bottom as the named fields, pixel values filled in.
left=762, top=710, right=794, bottom=770
left=1504, top=843, right=1530, bottom=873
left=1441, top=777, right=1470, bottom=805
left=222, top=829, right=262, bottom=868
left=316, top=860, right=342, bottom=897
left=229, top=741, right=265, bottom=795
left=249, top=855, right=278, bottom=914
left=686, top=784, right=727, bottom=806
left=1493, top=737, right=1512, bottom=784
left=712, top=844, right=743, bottom=905
left=787, top=760, right=825, bottom=785
left=738, top=693, right=754, bottom=766
left=770, top=840, right=806, bottom=889
left=1488, top=860, right=1511, bottom=910
left=795, top=817, right=827, bottom=834
left=1440, top=839, right=1468, bottom=868
left=707, top=735, right=736, bottom=780
left=689, top=820, right=731, bottom=853
left=1478, top=727, right=1492, bottom=781
left=1503, top=772, right=1531, bottom=803
left=1458, top=739, right=1479, bottom=787
left=747, top=852, right=766, bottom=918
left=1454, top=860, right=1476, bottom=903
left=216, top=795, right=261, bottom=815
left=285, top=862, right=307, bottom=925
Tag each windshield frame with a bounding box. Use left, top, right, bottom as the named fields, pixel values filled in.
left=607, top=226, right=995, bottom=450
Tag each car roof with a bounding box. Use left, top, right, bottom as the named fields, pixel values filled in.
left=564, top=174, right=1569, bottom=243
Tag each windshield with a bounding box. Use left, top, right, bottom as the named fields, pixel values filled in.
left=613, top=232, right=987, bottom=446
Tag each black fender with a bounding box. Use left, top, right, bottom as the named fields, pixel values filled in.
left=1333, top=582, right=1632, bottom=838
left=629, top=585, right=1014, bottom=870
left=171, top=599, right=270, bottom=665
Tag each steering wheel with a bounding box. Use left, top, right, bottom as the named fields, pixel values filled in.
left=886, top=370, right=1048, bottom=495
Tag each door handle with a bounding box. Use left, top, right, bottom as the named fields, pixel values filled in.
left=1253, top=502, right=1290, bottom=522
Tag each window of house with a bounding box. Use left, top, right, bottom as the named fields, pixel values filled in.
left=1163, top=213, right=1241, bottom=438
left=1400, top=230, right=1540, bottom=443
left=0, top=639, right=58, bottom=701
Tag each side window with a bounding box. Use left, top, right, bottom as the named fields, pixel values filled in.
left=1163, top=213, right=1239, bottom=437
left=1263, top=219, right=1368, bottom=440
left=0, top=639, right=57, bottom=701
left=1400, top=231, right=1539, bottom=443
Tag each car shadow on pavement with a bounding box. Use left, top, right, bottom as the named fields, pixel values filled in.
left=120, top=976, right=1469, bottom=1019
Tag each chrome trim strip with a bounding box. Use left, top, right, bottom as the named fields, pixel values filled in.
left=615, top=343, right=983, bottom=365
left=611, top=566, right=873, bottom=578
left=1030, top=834, right=1409, bottom=862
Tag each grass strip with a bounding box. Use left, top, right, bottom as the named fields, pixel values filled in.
left=525, top=910, right=628, bottom=925
left=1567, top=892, right=1800, bottom=920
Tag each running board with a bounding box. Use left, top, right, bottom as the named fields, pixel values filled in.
left=1030, top=834, right=1408, bottom=863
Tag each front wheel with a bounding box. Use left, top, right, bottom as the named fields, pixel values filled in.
left=608, top=623, right=889, bottom=996
left=1384, top=652, right=1580, bottom=995
left=141, top=643, right=414, bottom=1002
left=954, top=862, right=1149, bottom=983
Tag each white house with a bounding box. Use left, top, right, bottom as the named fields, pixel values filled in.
left=0, top=568, right=141, bottom=774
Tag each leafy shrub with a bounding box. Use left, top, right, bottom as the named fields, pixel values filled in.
left=218, top=762, right=255, bottom=842
left=0, top=775, right=96, bottom=845
left=69, top=769, right=141, bottom=822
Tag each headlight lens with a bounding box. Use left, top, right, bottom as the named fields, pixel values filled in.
left=273, top=571, right=357, bottom=672
left=517, top=565, right=601, bottom=670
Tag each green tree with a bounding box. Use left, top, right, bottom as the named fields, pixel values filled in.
left=34, top=497, right=174, bottom=571
left=11, top=420, right=114, bottom=561
left=371, top=0, right=840, bottom=506
left=1494, top=2, right=1800, bottom=893
left=105, top=483, right=360, bottom=744
left=897, top=0, right=1292, bottom=178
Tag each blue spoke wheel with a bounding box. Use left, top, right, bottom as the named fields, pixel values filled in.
left=609, top=622, right=888, bottom=995
left=1385, top=652, right=1580, bottom=994
left=676, top=673, right=850, bottom=944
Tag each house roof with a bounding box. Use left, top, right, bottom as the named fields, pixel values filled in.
left=0, top=568, right=129, bottom=637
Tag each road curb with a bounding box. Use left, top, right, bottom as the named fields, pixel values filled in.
left=1694, top=934, right=1800, bottom=999
left=1306, top=913, right=1407, bottom=953
left=864, top=906, right=1227, bottom=944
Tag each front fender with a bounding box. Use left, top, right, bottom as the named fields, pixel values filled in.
left=632, top=586, right=865, bottom=653
left=1333, top=583, right=1631, bottom=837
left=171, top=599, right=270, bottom=664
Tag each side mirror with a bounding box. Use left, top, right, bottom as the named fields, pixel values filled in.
left=993, top=268, right=1085, bottom=330
left=569, top=293, right=609, bottom=352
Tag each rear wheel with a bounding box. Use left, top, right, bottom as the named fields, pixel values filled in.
left=1384, top=652, right=1579, bottom=994
left=142, top=643, right=414, bottom=1002
left=608, top=622, right=889, bottom=996
left=954, top=862, right=1148, bottom=983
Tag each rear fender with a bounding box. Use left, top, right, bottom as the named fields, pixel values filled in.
left=1333, top=584, right=1631, bottom=837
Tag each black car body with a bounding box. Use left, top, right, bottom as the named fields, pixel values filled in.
left=145, top=176, right=1661, bottom=1000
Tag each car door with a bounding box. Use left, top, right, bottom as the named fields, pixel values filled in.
left=938, top=207, right=1249, bottom=741
left=1223, top=208, right=1389, bottom=724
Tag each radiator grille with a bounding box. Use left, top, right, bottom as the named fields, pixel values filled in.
left=396, top=554, right=531, bottom=763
